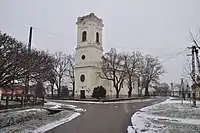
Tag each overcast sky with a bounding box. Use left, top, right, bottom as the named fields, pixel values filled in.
left=1, top=0, right=200, bottom=84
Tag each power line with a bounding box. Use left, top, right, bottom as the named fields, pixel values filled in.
left=32, top=27, right=65, bottom=38
left=158, top=49, right=189, bottom=58
left=160, top=49, right=188, bottom=64
left=107, top=44, right=186, bottom=52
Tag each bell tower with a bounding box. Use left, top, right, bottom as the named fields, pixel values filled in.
left=75, top=13, right=104, bottom=98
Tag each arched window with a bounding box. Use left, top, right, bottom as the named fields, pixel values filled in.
left=80, top=74, right=85, bottom=82
left=96, top=32, right=99, bottom=43
left=82, top=31, right=87, bottom=42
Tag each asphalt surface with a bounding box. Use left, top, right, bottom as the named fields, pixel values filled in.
left=46, top=97, right=167, bottom=133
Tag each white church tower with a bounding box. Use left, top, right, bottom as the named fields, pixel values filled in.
left=75, top=13, right=107, bottom=98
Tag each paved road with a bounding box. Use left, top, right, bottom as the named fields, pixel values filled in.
left=46, top=97, right=167, bottom=133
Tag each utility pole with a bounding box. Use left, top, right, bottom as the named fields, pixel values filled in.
left=171, top=83, right=174, bottom=97
left=27, top=27, right=32, bottom=93
left=28, top=27, right=33, bottom=53
left=24, top=27, right=33, bottom=102
left=195, top=48, right=200, bottom=73
left=188, top=46, right=197, bottom=107
left=181, top=78, right=185, bottom=104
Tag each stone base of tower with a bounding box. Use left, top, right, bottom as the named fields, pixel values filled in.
left=75, top=67, right=113, bottom=98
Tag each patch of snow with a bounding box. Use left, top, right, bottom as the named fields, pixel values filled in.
left=128, top=111, right=165, bottom=133
left=57, top=98, right=153, bottom=104
left=147, top=113, right=200, bottom=125
left=49, top=105, right=61, bottom=109
left=17, top=108, right=42, bottom=113
left=74, top=108, right=86, bottom=112
left=65, top=104, right=77, bottom=108
left=140, top=97, right=200, bottom=112
left=45, top=101, right=62, bottom=105
left=45, top=101, right=86, bottom=112
left=33, top=112, right=81, bottom=133
left=45, top=101, right=77, bottom=109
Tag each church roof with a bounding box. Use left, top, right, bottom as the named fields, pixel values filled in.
left=76, top=13, right=103, bottom=25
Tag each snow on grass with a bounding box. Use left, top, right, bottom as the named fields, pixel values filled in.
left=128, top=111, right=166, bottom=133
left=128, top=97, right=200, bottom=133
left=0, top=110, right=75, bottom=133
left=33, top=112, right=81, bottom=133
left=0, top=101, right=84, bottom=133
left=0, top=108, right=48, bottom=130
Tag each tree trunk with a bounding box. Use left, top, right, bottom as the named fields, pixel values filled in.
left=72, top=81, right=75, bottom=98
left=128, top=80, right=132, bottom=98
left=11, top=88, right=14, bottom=100
left=51, top=84, right=54, bottom=97
left=57, top=78, right=61, bottom=99
left=128, top=86, right=132, bottom=98
left=6, top=96, right=9, bottom=109
left=57, top=87, right=60, bottom=99
left=114, top=83, right=120, bottom=98
left=116, top=90, right=120, bottom=98
left=145, top=85, right=149, bottom=96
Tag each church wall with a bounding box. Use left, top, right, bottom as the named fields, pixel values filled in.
left=75, top=67, right=103, bottom=97
left=75, top=47, right=102, bottom=67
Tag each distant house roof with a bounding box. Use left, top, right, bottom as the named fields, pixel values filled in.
left=1, top=85, right=25, bottom=95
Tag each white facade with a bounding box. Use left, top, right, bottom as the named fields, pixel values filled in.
left=74, top=13, right=138, bottom=98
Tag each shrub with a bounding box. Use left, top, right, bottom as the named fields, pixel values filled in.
left=91, top=86, right=106, bottom=99
left=61, top=86, right=69, bottom=97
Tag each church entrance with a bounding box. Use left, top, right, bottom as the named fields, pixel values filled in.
left=80, top=90, right=86, bottom=99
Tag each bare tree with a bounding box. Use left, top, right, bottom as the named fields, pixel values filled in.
left=160, top=82, right=170, bottom=91
left=0, top=32, right=26, bottom=87
left=28, top=50, right=55, bottom=83
left=140, top=55, right=164, bottom=96
left=0, top=31, right=56, bottom=98
left=100, top=48, right=126, bottom=98
left=0, top=31, right=71, bottom=99
left=35, top=81, right=45, bottom=98
left=48, top=70, right=56, bottom=97
left=66, top=54, right=75, bottom=97
left=53, top=52, right=68, bottom=98
left=123, top=51, right=142, bottom=97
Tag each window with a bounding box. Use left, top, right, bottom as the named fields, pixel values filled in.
left=80, top=74, right=85, bottom=82
left=82, top=31, right=87, bottom=42
left=96, top=32, right=99, bottom=43
left=81, top=55, right=86, bottom=60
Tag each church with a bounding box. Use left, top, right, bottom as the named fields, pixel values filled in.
left=74, top=13, right=138, bottom=98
